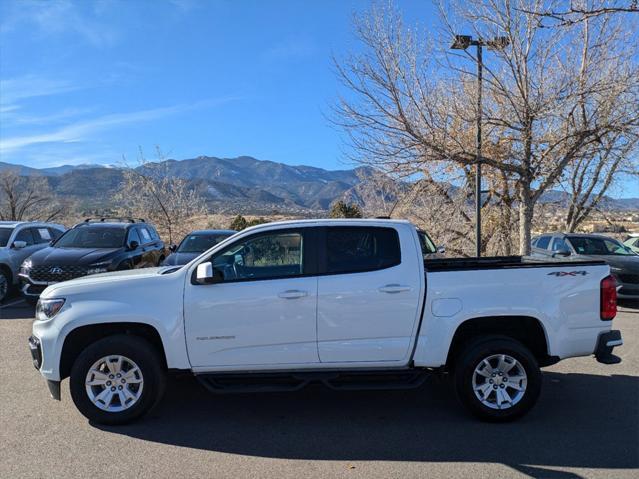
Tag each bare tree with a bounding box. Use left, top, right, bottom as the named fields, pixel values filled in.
left=116, top=151, right=207, bottom=244
left=0, top=169, right=65, bottom=222
left=333, top=2, right=639, bottom=254
left=522, top=0, right=638, bottom=27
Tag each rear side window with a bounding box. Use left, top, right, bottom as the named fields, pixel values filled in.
left=536, top=236, right=551, bottom=250
left=325, top=227, right=400, bottom=274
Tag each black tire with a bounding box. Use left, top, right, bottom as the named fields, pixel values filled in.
left=454, top=336, right=541, bottom=422
left=0, top=268, right=12, bottom=303
left=70, top=335, right=166, bottom=425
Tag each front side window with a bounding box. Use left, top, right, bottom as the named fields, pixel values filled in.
left=127, top=228, right=141, bottom=246
left=34, top=228, right=52, bottom=244
left=551, top=237, right=568, bottom=252
left=48, top=228, right=64, bottom=241
left=325, top=227, right=400, bottom=274
left=568, top=236, right=635, bottom=256
left=55, top=227, right=126, bottom=249
left=15, top=228, right=35, bottom=246
left=212, top=231, right=303, bottom=281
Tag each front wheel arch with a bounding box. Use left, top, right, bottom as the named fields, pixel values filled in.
left=60, top=322, right=167, bottom=380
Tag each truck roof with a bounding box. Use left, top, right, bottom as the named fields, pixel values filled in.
left=243, top=218, right=413, bottom=231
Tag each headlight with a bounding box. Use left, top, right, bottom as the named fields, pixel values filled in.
left=86, top=261, right=111, bottom=275
left=36, top=298, right=66, bottom=321
left=20, top=259, right=32, bottom=275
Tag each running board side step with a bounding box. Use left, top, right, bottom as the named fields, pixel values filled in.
left=196, top=370, right=431, bottom=394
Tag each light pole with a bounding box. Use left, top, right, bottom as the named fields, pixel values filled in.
left=450, top=35, right=509, bottom=257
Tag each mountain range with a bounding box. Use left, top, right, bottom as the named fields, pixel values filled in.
left=1, top=157, right=638, bottom=213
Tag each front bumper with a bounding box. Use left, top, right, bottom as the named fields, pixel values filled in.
left=594, top=330, right=623, bottom=364
left=29, top=335, right=61, bottom=400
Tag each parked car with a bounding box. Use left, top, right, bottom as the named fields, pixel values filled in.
left=162, top=229, right=236, bottom=266
left=624, top=234, right=639, bottom=254
left=29, top=219, right=622, bottom=425
left=532, top=232, right=639, bottom=299
left=19, top=218, right=165, bottom=303
left=0, top=221, right=66, bottom=302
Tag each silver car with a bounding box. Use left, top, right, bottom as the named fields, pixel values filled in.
left=0, top=221, right=66, bottom=302
left=532, top=232, right=639, bottom=300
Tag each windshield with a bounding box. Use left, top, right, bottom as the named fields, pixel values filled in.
left=55, top=227, right=126, bottom=249
left=568, top=236, right=635, bottom=256
left=177, top=233, right=232, bottom=253
left=0, top=227, right=13, bottom=247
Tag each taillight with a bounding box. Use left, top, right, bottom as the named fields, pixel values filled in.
left=600, top=275, right=617, bottom=320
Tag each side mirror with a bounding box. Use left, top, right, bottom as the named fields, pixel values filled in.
left=128, top=240, right=139, bottom=251
left=12, top=240, right=27, bottom=249
left=195, top=262, right=224, bottom=284
left=436, top=245, right=446, bottom=254
left=553, top=248, right=571, bottom=257
left=169, top=244, right=177, bottom=252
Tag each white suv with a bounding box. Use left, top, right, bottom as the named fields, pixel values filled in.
left=0, top=221, right=66, bottom=302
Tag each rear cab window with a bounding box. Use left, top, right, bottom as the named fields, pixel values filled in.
left=324, top=226, right=400, bottom=274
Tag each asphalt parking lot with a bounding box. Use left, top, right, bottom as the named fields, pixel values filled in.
left=1, top=298, right=637, bottom=479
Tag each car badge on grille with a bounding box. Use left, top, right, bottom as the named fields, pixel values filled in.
left=49, top=267, right=64, bottom=274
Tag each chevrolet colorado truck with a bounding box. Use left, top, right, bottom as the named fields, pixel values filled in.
left=28, top=219, right=623, bottom=425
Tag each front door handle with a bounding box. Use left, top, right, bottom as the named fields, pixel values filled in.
left=278, top=290, right=308, bottom=299
left=378, top=284, right=412, bottom=294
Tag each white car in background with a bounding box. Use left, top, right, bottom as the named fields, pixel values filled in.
left=0, top=221, right=66, bottom=302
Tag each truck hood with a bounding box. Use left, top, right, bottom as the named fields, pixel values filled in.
left=41, top=266, right=178, bottom=298
left=30, top=246, right=121, bottom=266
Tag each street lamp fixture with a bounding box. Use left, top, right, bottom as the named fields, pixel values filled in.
left=450, top=34, right=509, bottom=257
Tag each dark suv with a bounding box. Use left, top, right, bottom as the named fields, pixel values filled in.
left=19, top=218, right=165, bottom=302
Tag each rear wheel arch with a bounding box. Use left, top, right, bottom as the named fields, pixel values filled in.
left=446, top=315, right=551, bottom=369
left=60, top=322, right=167, bottom=380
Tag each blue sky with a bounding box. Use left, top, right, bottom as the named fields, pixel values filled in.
left=0, top=0, right=637, bottom=198
left=0, top=0, right=437, bottom=170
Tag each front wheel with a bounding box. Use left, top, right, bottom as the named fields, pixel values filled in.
left=69, top=335, right=166, bottom=425
left=0, top=269, right=11, bottom=303
left=454, top=337, right=541, bottom=422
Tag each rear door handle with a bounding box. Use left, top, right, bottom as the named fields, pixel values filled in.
left=278, top=290, right=308, bottom=299
left=378, top=284, right=412, bottom=294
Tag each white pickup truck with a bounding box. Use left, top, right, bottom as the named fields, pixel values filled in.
left=28, top=219, right=623, bottom=425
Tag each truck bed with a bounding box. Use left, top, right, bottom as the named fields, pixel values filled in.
left=424, top=255, right=606, bottom=272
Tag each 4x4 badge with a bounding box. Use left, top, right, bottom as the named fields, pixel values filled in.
left=547, top=271, right=588, bottom=277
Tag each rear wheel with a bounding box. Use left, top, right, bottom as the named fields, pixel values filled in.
left=454, top=336, right=541, bottom=422
left=70, top=335, right=166, bottom=425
